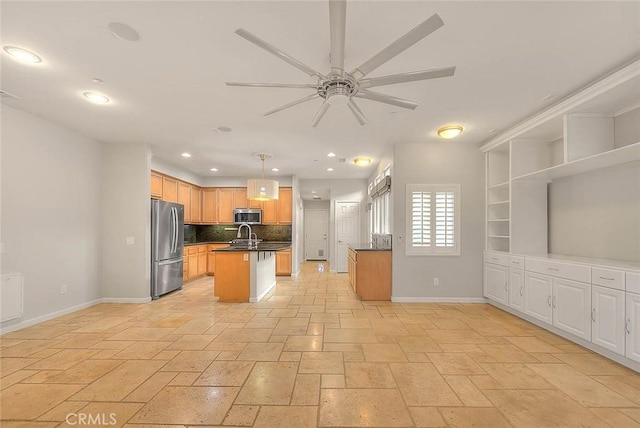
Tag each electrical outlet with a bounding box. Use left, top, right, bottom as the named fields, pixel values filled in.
left=61, top=284, right=68, bottom=294
left=243, top=254, right=249, bottom=261
left=433, top=277, right=439, bottom=286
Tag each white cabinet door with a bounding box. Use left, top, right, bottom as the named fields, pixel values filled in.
left=484, top=263, right=508, bottom=304
left=592, top=285, right=625, bottom=355
left=509, top=269, right=524, bottom=312
left=626, top=293, right=640, bottom=363
left=524, top=272, right=553, bottom=324
left=553, top=278, right=591, bottom=341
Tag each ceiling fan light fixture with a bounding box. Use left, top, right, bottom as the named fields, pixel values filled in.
left=247, top=153, right=279, bottom=201
left=353, top=157, right=372, bottom=167
left=437, top=125, right=464, bottom=139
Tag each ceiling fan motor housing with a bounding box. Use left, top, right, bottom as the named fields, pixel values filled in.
left=318, top=75, right=358, bottom=104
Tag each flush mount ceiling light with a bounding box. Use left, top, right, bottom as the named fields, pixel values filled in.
left=181, top=152, right=191, bottom=158
left=108, top=22, right=140, bottom=41
left=353, top=157, right=372, bottom=167
left=271, top=167, right=279, bottom=172
left=4, top=46, right=42, bottom=63
left=247, top=153, right=279, bottom=201
left=327, top=152, right=336, bottom=157
left=326, top=167, right=334, bottom=172
left=437, top=125, right=464, bottom=139
left=82, top=91, right=110, bottom=104
left=210, top=167, right=219, bottom=172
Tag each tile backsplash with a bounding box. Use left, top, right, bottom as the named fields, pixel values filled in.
left=184, top=224, right=292, bottom=244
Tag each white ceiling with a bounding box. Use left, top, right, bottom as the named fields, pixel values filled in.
left=2, top=1, right=639, bottom=180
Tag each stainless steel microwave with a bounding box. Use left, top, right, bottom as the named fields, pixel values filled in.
left=233, top=208, right=262, bottom=225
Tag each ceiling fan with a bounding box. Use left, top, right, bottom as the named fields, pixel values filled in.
left=226, top=0, right=456, bottom=127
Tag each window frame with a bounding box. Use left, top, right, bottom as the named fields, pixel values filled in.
left=405, top=183, right=461, bottom=256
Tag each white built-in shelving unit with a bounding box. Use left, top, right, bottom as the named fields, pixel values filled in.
left=480, top=58, right=640, bottom=371
left=482, top=58, right=640, bottom=255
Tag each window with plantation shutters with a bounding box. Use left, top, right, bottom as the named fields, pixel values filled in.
left=406, top=184, right=460, bottom=256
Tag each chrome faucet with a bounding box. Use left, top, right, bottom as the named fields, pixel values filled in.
left=250, top=233, right=258, bottom=249
left=237, top=223, right=253, bottom=248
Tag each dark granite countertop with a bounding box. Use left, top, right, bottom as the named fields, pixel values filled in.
left=212, top=243, right=292, bottom=252
left=348, top=243, right=392, bottom=251
left=185, top=241, right=292, bottom=247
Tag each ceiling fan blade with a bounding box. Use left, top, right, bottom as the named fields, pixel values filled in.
left=311, top=102, right=331, bottom=127
left=346, top=99, right=368, bottom=125
left=329, top=0, right=347, bottom=75
left=235, top=28, right=326, bottom=79
left=355, top=89, right=418, bottom=110
left=264, top=93, right=320, bottom=116
left=358, top=66, right=456, bottom=88
left=350, top=14, right=444, bottom=79
left=226, top=82, right=317, bottom=89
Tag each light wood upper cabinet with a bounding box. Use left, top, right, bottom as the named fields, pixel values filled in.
left=262, top=199, right=277, bottom=224
left=190, top=186, right=202, bottom=223
left=262, top=187, right=292, bottom=225
left=178, top=181, right=191, bottom=223
left=151, top=172, right=163, bottom=199
left=277, top=187, right=292, bottom=224
left=162, top=177, right=178, bottom=203
left=234, top=188, right=248, bottom=209
left=202, top=188, right=218, bottom=224
left=217, top=188, right=235, bottom=224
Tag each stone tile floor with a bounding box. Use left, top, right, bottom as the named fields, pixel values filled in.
left=1, top=262, right=639, bottom=427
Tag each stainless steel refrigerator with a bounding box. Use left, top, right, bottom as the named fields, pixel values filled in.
left=151, top=200, right=184, bottom=299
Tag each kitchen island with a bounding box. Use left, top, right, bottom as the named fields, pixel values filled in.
left=212, top=243, right=291, bottom=303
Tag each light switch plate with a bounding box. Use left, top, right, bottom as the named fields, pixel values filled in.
left=126, top=237, right=135, bottom=245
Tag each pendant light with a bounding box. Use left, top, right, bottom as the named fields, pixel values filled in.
left=247, top=153, right=279, bottom=201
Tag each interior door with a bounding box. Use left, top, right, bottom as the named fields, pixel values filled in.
left=305, top=209, right=328, bottom=260
left=336, top=201, right=360, bottom=273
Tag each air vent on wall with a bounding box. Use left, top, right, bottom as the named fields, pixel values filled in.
left=0, top=90, right=20, bottom=99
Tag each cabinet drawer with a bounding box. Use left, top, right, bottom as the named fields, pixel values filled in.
left=484, top=252, right=509, bottom=267
left=591, top=268, right=625, bottom=291
left=525, top=258, right=590, bottom=283
left=509, top=256, right=525, bottom=270
left=187, top=246, right=197, bottom=255
left=627, top=272, right=640, bottom=294
left=197, top=245, right=207, bottom=254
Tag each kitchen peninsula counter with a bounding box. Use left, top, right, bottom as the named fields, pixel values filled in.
left=211, top=244, right=290, bottom=303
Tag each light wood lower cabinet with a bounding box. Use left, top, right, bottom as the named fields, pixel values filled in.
left=184, top=244, right=213, bottom=281
left=276, top=249, right=292, bottom=276
left=206, top=244, right=228, bottom=275
left=347, top=249, right=391, bottom=300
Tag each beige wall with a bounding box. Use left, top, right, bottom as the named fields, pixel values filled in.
left=548, top=161, right=640, bottom=262
left=1, top=105, right=103, bottom=328
left=392, top=142, right=485, bottom=301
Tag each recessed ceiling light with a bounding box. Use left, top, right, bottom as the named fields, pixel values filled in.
left=3, top=46, right=42, bottom=63
left=326, top=167, right=334, bottom=172
left=327, top=152, right=336, bottom=157
left=108, top=22, right=140, bottom=41
left=181, top=153, right=191, bottom=158
left=82, top=91, right=110, bottom=104
left=91, top=78, right=104, bottom=85
left=271, top=167, right=279, bottom=172
left=210, top=167, right=218, bottom=172
left=353, top=157, right=372, bottom=167
left=311, top=190, right=317, bottom=194
left=437, top=125, right=464, bottom=139
left=217, top=126, right=232, bottom=132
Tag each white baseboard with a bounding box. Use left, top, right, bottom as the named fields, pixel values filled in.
left=0, top=296, right=152, bottom=335
left=250, top=280, right=277, bottom=303
left=0, top=298, right=103, bottom=334
left=391, top=296, right=487, bottom=303
left=101, top=297, right=152, bottom=304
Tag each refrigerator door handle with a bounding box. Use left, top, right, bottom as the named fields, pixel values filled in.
left=171, top=207, right=177, bottom=254
left=158, top=258, right=182, bottom=266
